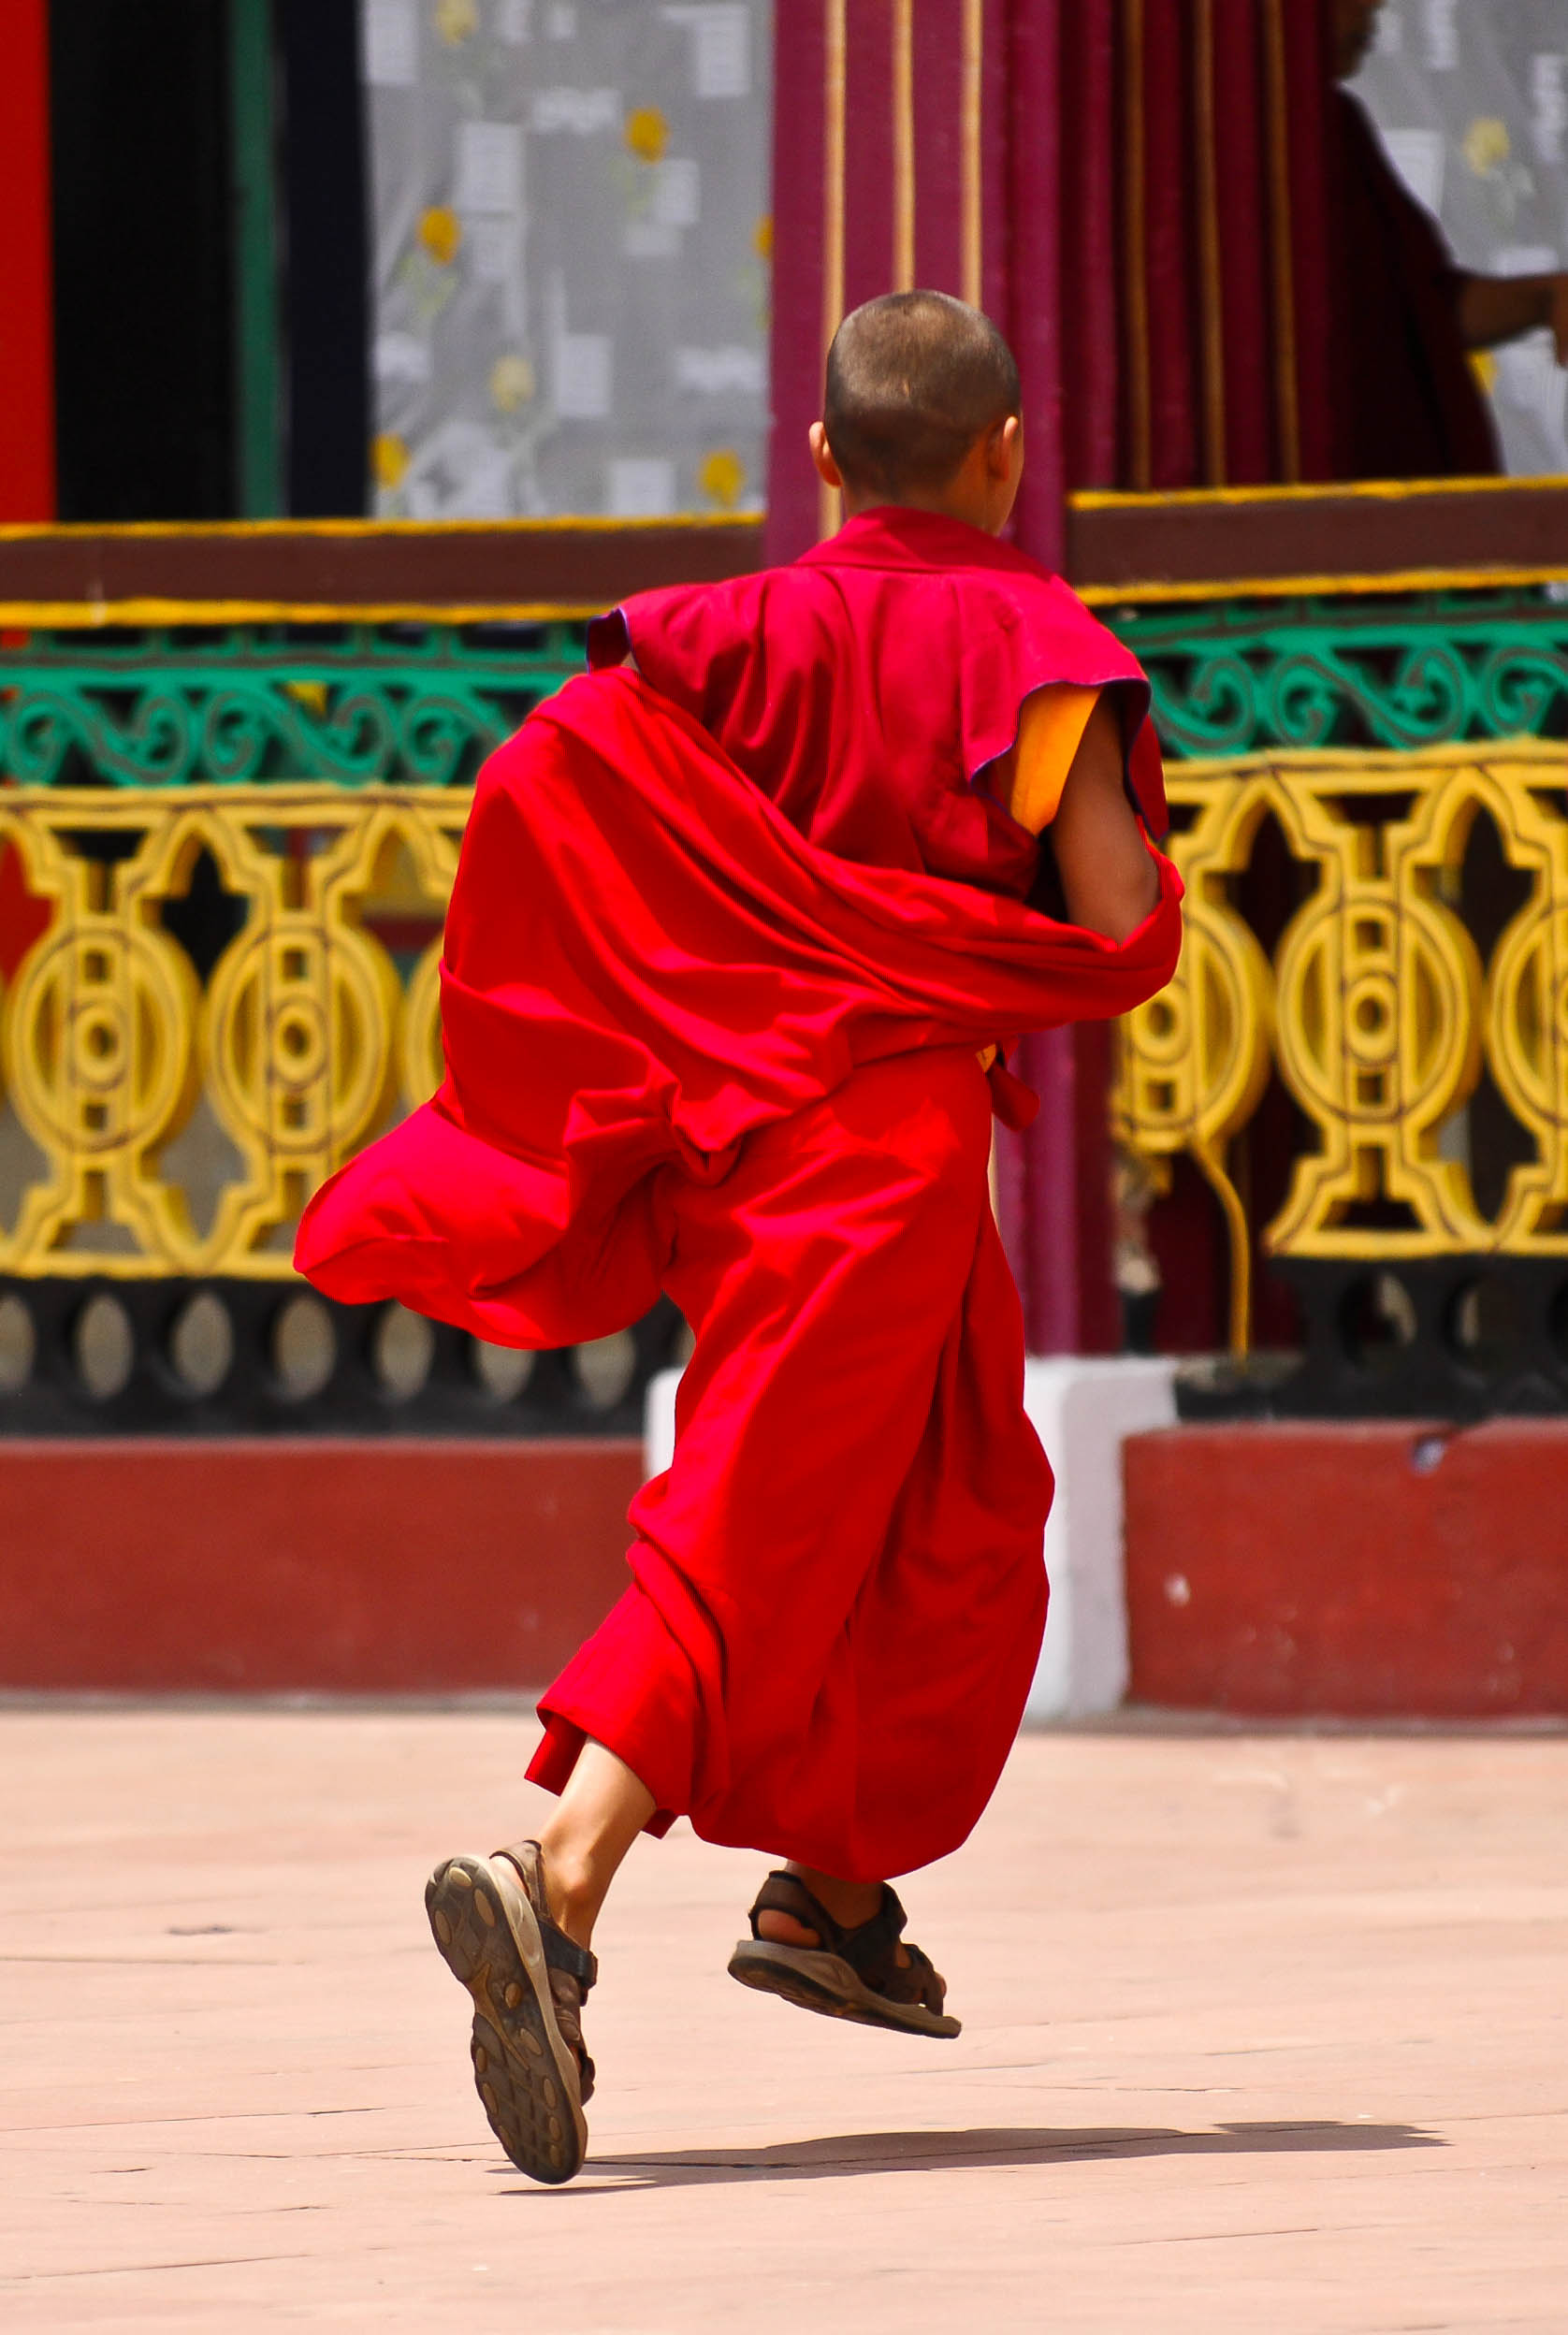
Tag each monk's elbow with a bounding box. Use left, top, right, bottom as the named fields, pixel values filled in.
left=1068, top=860, right=1160, bottom=945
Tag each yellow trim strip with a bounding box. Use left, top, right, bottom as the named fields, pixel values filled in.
left=893, top=0, right=916, bottom=292
left=820, top=0, right=848, bottom=542
left=960, top=0, right=983, bottom=307
left=0, top=599, right=616, bottom=629
left=0, top=514, right=763, bottom=544
left=1076, top=563, right=1568, bottom=606
left=1070, top=473, right=1568, bottom=512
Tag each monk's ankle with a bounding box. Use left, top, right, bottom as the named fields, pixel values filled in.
left=530, top=1843, right=602, bottom=1950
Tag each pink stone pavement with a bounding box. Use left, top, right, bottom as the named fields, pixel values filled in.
left=3, top=1708, right=1565, bottom=2332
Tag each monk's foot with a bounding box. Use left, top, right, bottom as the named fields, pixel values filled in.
left=755, top=1864, right=914, bottom=1968
left=729, top=1869, right=961, bottom=2038
left=425, top=1840, right=597, bottom=2184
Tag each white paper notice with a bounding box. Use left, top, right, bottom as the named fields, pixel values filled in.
left=498, top=0, right=533, bottom=42
left=674, top=345, right=764, bottom=395
left=625, top=221, right=683, bottom=260
left=364, top=0, right=418, bottom=87
left=555, top=333, right=612, bottom=419
left=455, top=123, right=523, bottom=215
left=607, top=458, right=678, bottom=517
left=661, top=5, right=750, bottom=99
left=1422, top=0, right=1459, bottom=72
left=1382, top=128, right=1445, bottom=213
left=373, top=331, right=432, bottom=385
left=1497, top=336, right=1568, bottom=442
left=651, top=158, right=701, bottom=229
left=530, top=86, right=618, bottom=135
left=545, top=1, right=577, bottom=35
left=1532, top=54, right=1568, bottom=167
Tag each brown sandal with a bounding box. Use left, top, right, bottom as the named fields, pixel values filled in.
left=425, top=1839, right=596, bottom=2184
left=727, top=1871, right=962, bottom=2038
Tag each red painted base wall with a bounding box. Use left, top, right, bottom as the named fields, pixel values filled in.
left=1124, top=1421, right=1568, bottom=1718
left=1, top=1440, right=644, bottom=1692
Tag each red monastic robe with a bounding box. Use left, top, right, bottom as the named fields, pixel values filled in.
left=297, top=513, right=1182, bottom=1879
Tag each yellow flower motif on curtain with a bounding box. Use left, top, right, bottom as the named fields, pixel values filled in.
left=624, top=107, right=669, bottom=165
left=434, top=0, right=478, bottom=42
left=699, top=449, right=747, bottom=511
left=490, top=355, right=536, bottom=413
left=752, top=216, right=774, bottom=263
left=373, top=434, right=411, bottom=490
left=1463, top=118, right=1511, bottom=176
left=419, top=206, right=462, bottom=265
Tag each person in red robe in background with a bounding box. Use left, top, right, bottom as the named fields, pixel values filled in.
left=296, top=292, right=1183, bottom=2185
left=1330, top=0, right=1568, bottom=481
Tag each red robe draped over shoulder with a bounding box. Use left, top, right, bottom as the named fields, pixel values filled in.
left=297, top=668, right=1180, bottom=1354
left=590, top=504, right=1169, bottom=901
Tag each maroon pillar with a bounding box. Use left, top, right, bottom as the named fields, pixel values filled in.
left=765, top=1, right=1121, bottom=1353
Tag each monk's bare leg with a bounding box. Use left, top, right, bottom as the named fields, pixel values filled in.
left=426, top=1738, right=652, bottom=2184
left=534, top=1739, right=656, bottom=1947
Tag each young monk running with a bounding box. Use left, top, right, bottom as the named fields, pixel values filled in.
left=296, top=291, right=1182, bottom=2185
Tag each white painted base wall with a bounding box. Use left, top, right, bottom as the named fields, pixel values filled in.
left=642, top=1354, right=1178, bottom=1727
left=1023, top=1356, right=1179, bottom=1722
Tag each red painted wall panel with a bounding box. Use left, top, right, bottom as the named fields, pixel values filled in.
left=0, top=0, right=56, bottom=518
left=1, top=1440, right=645, bottom=1693
left=1125, top=1423, right=1568, bottom=1718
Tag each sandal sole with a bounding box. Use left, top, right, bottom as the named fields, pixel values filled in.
left=425, top=1854, right=588, bottom=2184
left=727, top=1940, right=962, bottom=2038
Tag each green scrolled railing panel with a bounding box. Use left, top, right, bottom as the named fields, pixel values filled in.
left=0, top=622, right=590, bottom=789
left=1117, top=588, right=1568, bottom=761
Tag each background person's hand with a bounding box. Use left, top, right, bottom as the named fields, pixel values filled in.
left=1551, top=273, right=1568, bottom=368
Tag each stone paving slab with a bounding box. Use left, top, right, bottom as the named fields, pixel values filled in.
left=2, top=1709, right=1565, bottom=2331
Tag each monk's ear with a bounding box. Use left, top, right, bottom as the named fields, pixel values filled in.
left=808, top=422, right=844, bottom=489
left=987, top=414, right=1023, bottom=480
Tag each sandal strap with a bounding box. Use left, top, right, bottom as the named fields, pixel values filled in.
left=748, top=1871, right=908, bottom=1978
left=494, top=1840, right=598, bottom=1992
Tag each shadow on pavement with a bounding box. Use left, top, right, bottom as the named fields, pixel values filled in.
left=523, top=2120, right=1444, bottom=2190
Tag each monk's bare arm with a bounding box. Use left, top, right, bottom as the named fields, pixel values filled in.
left=1050, top=694, right=1160, bottom=943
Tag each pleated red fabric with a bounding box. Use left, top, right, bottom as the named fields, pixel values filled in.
left=296, top=668, right=1183, bottom=1875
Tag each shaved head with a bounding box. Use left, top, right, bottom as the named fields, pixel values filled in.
left=823, top=291, right=1022, bottom=500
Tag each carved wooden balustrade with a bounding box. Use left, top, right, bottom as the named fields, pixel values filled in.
left=2, top=531, right=1565, bottom=1423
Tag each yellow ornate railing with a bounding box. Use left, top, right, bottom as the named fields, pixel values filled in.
left=0, top=786, right=464, bottom=1279
left=1114, top=743, right=1568, bottom=1352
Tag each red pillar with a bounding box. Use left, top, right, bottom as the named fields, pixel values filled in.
left=0, top=0, right=56, bottom=520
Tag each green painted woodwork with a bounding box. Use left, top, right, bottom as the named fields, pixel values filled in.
left=1, top=589, right=1564, bottom=791
left=0, top=623, right=588, bottom=788
left=228, top=0, right=283, bottom=518
left=1118, top=588, right=1568, bottom=760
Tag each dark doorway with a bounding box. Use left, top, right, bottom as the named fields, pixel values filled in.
left=50, top=1, right=236, bottom=520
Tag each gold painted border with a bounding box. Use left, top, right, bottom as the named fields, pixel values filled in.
left=0, top=515, right=764, bottom=544
left=0, top=599, right=615, bottom=629
left=1070, top=472, right=1568, bottom=510
left=820, top=0, right=849, bottom=541
left=1076, top=563, right=1568, bottom=606
left=893, top=0, right=916, bottom=291
left=961, top=0, right=984, bottom=307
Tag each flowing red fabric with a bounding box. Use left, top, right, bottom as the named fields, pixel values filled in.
left=296, top=667, right=1182, bottom=1876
